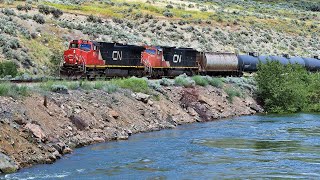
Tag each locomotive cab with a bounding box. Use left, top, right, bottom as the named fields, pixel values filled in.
left=63, top=40, right=104, bottom=66
left=141, top=46, right=168, bottom=67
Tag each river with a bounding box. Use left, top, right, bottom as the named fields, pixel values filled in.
left=2, top=114, right=320, bottom=179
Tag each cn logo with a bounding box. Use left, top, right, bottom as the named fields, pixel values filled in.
left=112, top=51, right=123, bottom=61
left=173, top=54, right=182, bottom=63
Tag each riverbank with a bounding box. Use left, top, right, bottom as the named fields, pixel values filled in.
left=0, top=78, right=263, bottom=174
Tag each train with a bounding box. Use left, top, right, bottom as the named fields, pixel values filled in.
left=60, top=39, right=320, bottom=78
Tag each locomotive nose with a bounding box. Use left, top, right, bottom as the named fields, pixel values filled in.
left=64, top=55, right=74, bottom=64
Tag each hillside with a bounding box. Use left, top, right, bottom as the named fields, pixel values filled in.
left=0, top=0, right=319, bottom=76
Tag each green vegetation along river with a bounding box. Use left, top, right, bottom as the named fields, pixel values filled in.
left=2, top=114, right=320, bottom=179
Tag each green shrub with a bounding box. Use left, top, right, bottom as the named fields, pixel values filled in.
left=50, top=50, right=63, bottom=75
left=0, top=83, right=29, bottom=98
left=25, top=4, right=32, bottom=11
left=225, top=87, right=241, bottom=103
left=192, top=75, right=208, bottom=86
left=17, top=5, right=25, bottom=11
left=160, top=78, right=173, bottom=86
left=79, top=80, right=93, bottom=90
left=33, top=14, right=45, bottom=24
left=38, top=5, right=63, bottom=18
left=163, top=11, right=173, bottom=18
left=174, top=74, right=195, bottom=88
left=166, top=4, right=173, bottom=9
left=38, top=5, right=51, bottom=15
left=110, top=77, right=149, bottom=93
left=2, top=8, right=15, bottom=16
left=40, top=80, right=79, bottom=91
left=200, top=8, right=207, bottom=12
left=147, top=80, right=162, bottom=91
left=51, top=8, right=63, bottom=18
left=255, top=61, right=311, bottom=113
left=181, top=14, right=192, bottom=18
left=93, top=81, right=106, bottom=90
left=51, top=84, right=68, bottom=93
left=103, top=83, right=118, bottom=93
left=39, top=80, right=55, bottom=91
left=18, top=14, right=31, bottom=20
left=0, top=83, right=10, bottom=96
left=87, top=14, right=102, bottom=23
left=0, top=61, right=18, bottom=78
left=66, top=81, right=80, bottom=90
left=152, top=94, right=161, bottom=101
left=207, top=77, right=224, bottom=88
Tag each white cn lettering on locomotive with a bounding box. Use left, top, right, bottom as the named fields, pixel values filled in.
left=173, top=54, right=182, bottom=63
left=112, top=51, right=123, bottom=61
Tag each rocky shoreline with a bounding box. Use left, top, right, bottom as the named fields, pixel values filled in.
left=0, top=84, right=263, bottom=174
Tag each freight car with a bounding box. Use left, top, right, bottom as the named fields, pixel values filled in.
left=238, top=54, right=320, bottom=72
left=61, top=39, right=320, bottom=78
left=199, top=52, right=240, bottom=75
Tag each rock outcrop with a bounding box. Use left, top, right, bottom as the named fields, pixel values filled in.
left=24, top=123, right=47, bottom=141
left=0, top=153, right=18, bottom=174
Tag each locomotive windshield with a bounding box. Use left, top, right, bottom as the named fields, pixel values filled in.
left=69, top=43, right=78, bottom=49
left=145, top=49, right=156, bottom=55
left=80, top=44, right=91, bottom=51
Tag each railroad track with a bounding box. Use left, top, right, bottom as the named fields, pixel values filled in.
left=0, top=75, right=144, bottom=84
left=0, top=77, right=63, bottom=84
left=0, top=74, right=170, bottom=84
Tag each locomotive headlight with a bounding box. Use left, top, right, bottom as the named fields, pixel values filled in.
left=73, top=49, right=76, bottom=54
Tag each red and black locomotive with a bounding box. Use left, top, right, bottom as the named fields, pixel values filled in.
left=61, top=39, right=320, bottom=78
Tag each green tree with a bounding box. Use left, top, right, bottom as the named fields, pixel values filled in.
left=305, top=73, right=320, bottom=111
left=0, top=61, right=18, bottom=78
left=255, top=61, right=309, bottom=113
left=50, top=50, right=63, bottom=75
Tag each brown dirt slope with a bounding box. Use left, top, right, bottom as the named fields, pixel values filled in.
left=0, top=85, right=262, bottom=173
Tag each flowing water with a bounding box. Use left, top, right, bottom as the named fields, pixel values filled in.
left=2, top=114, right=320, bottom=179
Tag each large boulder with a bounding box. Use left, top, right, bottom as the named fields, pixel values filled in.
left=69, top=115, right=88, bottom=130
left=0, top=153, right=18, bottom=174
left=24, top=123, right=46, bottom=141
left=134, top=93, right=150, bottom=103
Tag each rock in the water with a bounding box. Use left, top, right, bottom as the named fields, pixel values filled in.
left=117, top=135, right=129, bottom=140
left=52, top=151, right=61, bottom=159
left=135, top=93, right=150, bottom=103
left=0, top=153, right=18, bottom=174
left=52, top=142, right=66, bottom=154
left=93, top=137, right=105, bottom=143
left=62, top=147, right=73, bottom=154
left=249, top=104, right=263, bottom=113
left=126, top=129, right=133, bottom=136
left=24, top=123, right=46, bottom=141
